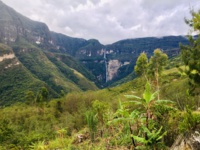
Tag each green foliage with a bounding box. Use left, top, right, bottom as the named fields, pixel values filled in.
left=148, top=48, right=168, bottom=78
left=0, top=119, right=14, bottom=143
left=2, top=3, right=200, bottom=149
left=125, top=82, right=174, bottom=112
left=25, top=91, right=35, bottom=104
left=179, top=106, right=200, bottom=134
left=132, top=126, right=167, bottom=150
left=119, top=82, right=175, bottom=149
left=0, top=67, right=198, bottom=149
left=85, top=110, right=98, bottom=142
left=29, top=141, right=47, bottom=150
left=36, top=87, right=49, bottom=103
left=134, top=52, right=148, bottom=76
left=45, top=52, right=98, bottom=90
left=12, top=42, right=81, bottom=95
left=181, top=10, right=200, bottom=94
left=92, top=100, right=109, bottom=125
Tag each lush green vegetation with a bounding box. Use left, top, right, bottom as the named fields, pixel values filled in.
left=45, top=52, right=98, bottom=90
left=0, top=66, right=199, bottom=149
left=0, top=38, right=99, bottom=105
left=0, top=43, right=48, bottom=105
left=0, top=3, right=200, bottom=149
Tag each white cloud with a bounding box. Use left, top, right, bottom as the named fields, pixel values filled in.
left=2, top=0, right=200, bottom=44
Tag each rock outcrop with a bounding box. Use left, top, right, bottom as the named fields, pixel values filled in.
left=170, top=131, right=200, bottom=150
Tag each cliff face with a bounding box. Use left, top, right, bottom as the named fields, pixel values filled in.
left=0, top=44, right=19, bottom=67
left=107, top=60, right=122, bottom=81
left=170, top=131, right=200, bottom=150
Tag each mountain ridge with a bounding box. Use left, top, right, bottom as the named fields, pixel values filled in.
left=0, top=1, right=191, bottom=105
left=0, top=1, right=98, bottom=105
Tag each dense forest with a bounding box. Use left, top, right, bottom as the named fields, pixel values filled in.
left=0, top=4, right=200, bottom=150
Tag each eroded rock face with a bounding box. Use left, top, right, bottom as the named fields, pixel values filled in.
left=0, top=53, right=15, bottom=62
left=170, top=131, right=200, bottom=150
left=107, top=59, right=122, bottom=81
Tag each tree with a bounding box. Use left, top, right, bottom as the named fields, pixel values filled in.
left=134, top=52, right=148, bottom=77
left=36, top=87, right=49, bottom=103
left=148, top=49, right=168, bottom=99
left=181, top=10, right=200, bottom=93
left=148, top=49, right=168, bottom=78
left=25, top=90, right=35, bottom=104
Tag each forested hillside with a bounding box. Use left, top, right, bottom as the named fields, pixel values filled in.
left=0, top=1, right=98, bottom=105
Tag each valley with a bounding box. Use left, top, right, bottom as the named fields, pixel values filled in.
left=0, top=1, right=199, bottom=150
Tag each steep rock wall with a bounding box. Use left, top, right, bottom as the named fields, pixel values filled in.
left=107, top=59, right=122, bottom=81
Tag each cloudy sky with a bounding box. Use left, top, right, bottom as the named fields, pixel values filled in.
left=2, top=0, right=200, bottom=44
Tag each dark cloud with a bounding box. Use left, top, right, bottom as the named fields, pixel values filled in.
left=2, top=0, right=200, bottom=44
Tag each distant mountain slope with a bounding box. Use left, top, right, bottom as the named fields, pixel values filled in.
left=52, top=32, right=189, bottom=86
left=45, top=52, right=98, bottom=90
left=12, top=39, right=83, bottom=93
left=107, top=36, right=188, bottom=57
left=50, top=32, right=88, bottom=56
left=0, top=43, right=50, bottom=105
left=0, top=1, right=98, bottom=105
left=0, top=0, right=52, bottom=47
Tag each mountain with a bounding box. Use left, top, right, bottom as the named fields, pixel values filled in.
left=0, top=1, right=191, bottom=105
left=0, top=1, right=98, bottom=105
left=0, top=1, right=52, bottom=47
left=52, top=32, right=189, bottom=86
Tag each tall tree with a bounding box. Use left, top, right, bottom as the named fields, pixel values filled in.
left=148, top=49, right=168, bottom=78
left=148, top=49, right=168, bottom=99
left=134, top=52, right=148, bottom=77
left=181, top=10, right=200, bottom=93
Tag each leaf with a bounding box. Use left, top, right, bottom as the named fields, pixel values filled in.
left=155, top=99, right=175, bottom=104
left=130, top=110, right=140, bottom=118
left=143, top=82, right=152, bottom=102
left=156, top=131, right=167, bottom=141
left=151, top=91, right=159, bottom=100
left=125, top=94, right=142, bottom=100
left=123, top=100, right=143, bottom=106
left=141, top=125, right=151, bottom=135
left=132, top=135, right=148, bottom=144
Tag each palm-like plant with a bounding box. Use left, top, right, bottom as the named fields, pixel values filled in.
left=125, top=82, right=174, bottom=148
left=125, top=82, right=174, bottom=129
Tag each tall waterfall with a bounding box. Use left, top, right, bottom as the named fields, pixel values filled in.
left=104, top=49, right=108, bottom=82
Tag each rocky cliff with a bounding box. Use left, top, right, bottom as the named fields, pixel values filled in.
left=170, top=131, right=200, bottom=150
left=52, top=31, right=189, bottom=86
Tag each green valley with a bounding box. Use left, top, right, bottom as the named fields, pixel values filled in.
left=0, top=1, right=200, bottom=150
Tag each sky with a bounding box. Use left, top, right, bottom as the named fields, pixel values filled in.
left=2, top=0, right=200, bottom=44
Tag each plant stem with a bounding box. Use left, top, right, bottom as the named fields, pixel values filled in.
left=129, top=122, right=136, bottom=148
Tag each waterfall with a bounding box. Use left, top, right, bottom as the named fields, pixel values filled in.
left=104, top=49, right=108, bottom=82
